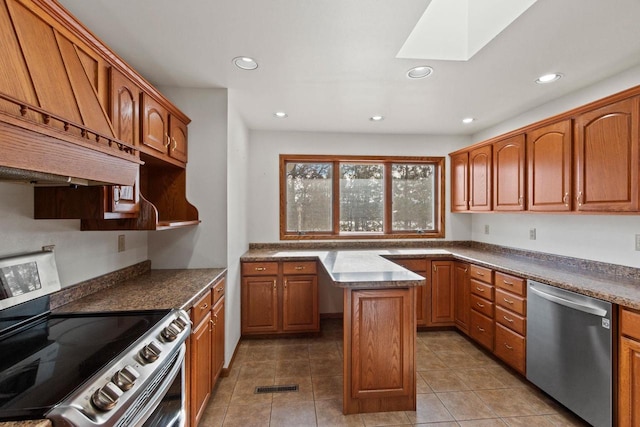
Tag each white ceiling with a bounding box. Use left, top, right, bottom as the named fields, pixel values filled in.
left=58, top=0, right=640, bottom=135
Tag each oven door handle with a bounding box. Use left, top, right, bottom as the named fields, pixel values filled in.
left=132, top=343, right=186, bottom=427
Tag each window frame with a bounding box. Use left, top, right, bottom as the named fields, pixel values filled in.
left=279, top=154, right=445, bottom=240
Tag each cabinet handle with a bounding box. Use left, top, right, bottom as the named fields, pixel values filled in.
left=200, top=303, right=208, bottom=310
left=273, top=280, right=277, bottom=289
left=475, top=271, right=484, bottom=276
left=294, top=266, right=305, bottom=270
left=284, top=279, right=288, bottom=289
left=214, top=314, right=218, bottom=325
left=503, top=280, right=513, bottom=286
left=503, top=315, right=514, bottom=323
left=164, top=133, right=171, bottom=147
left=563, top=192, right=570, bottom=206
left=255, top=267, right=266, bottom=271
left=504, top=343, right=513, bottom=350
left=503, top=298, right=514, bottom=305
left=476, top=302, right=485, bottom=308
left=518, top=196, right=523, bottom=206
left=477, top=326, right=485, bottom=332
left=464, top=268, right=468, bottom=272
left=476, top=287, right=485, bottom=292
left=433, top=265, right=437, bottom=272
left=577, top=191, right=583, bottom=206
left=217, top=287, right=224, bottom=293
left=209, top=319, right=214, bottom=331
left=171, top=137, right=177, bottom=151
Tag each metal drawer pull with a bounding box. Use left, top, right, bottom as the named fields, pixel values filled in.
left=503, top=298, right=514, bottom=305
left=503, top=315, right=514, bottom=323
left=503, top=280, right=513, bottom=286
left=476, top=271, right=484, bottom=276
left=476, top=287, right=485, bottom=292
left=200, top=303, right=208, bottom=310
left=284, top=280, right=288, bottom=289
left=477, top=326, right=485, bottom=332
left=273, top=280, right=277, bottom=289
left=476, top=302, right=485, bottom=308
left=504, top=343, right=513, bottom=350
left=217, top=287, right=224, bottom=293
left=255, top=267, right=266, bottom=271
left=294, top=266, right=305, bottom=270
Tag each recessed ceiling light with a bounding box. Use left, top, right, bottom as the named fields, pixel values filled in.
left=535, top=73, right=562, bottom=84
left=273, top=111, right=288, bottom=118
left=462, top=117, right=475, bottom=124
left=407, top=66, right=433, bottom=79
left=232, top=56, right=258, bottom=70
left=369, top=115, right=384, bottom=122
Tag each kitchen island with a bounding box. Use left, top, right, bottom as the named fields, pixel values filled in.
left=316, top=251, right=425, bottom=414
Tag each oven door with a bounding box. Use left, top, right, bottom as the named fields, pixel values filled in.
left=134, top=344, right=186, bottom=427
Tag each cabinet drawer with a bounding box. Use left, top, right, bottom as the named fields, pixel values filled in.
left=191, top=290, right=212, bottom=326
left=621, top=307, right=640, bottom=338
left=212, top=278, right=225, bottom=305
left=494, top=323, right=526, bottom=374
left=470, top=265, right=493, bottom=283
left=471, top=294, right=494, bottom=318
left=242, top=262, right=278, bottom=276
left=282, top=261, right=317, bottom=275
left=470, top=310, right=494, bottom=351
left=496, top=305, right=526, bottom=336
left=495, top=272, right=525, bottom=296
left=391, top=258, right=426, bottom=272
left=496, top=289, right=526, bottom=316
left=470, top=279, right=494, bottom=301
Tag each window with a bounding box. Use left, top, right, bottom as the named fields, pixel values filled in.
left=280, top=155, right=445, bottom=239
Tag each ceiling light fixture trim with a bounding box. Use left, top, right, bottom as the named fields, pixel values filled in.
left=407, top=66, right=434, bottom=79
left=273, top=111, right=288, bottom=118
left=369, top=115, right=385, bottom=122
left=462, top=117, right=475, bottom=124
left=535, top=72, right=563, bottom=84
left=233, top=56, right=258, bottom=70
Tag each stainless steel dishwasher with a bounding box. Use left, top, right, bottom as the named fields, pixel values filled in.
left=527, top=280, right=612, bottom=427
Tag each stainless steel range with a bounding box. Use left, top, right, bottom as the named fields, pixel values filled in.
left=0, top=250, right=191, bottom=426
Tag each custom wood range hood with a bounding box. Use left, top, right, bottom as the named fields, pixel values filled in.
left=0, top=0, right=140, bottom=186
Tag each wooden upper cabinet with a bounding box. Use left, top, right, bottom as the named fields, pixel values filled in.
left=141, top=93, right=169, bottom=155
left=574, top=96, right=640, bottom=211
left=469, top=145, right=492, bottom=211
left=526, top=120, right=573, bottom=211
left=169, top=115, right=188, bottom=163
left=451, top=152, right=469, bottom=212
left=110, top=68, right=140, bottom=147
left=493, top=135, right=525, bottom=211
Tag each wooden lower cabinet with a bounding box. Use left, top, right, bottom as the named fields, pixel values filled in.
left=470, top=309, right=494, bottom=351
left=188, top=277, right=225, bottom=427
left=241, top=261, right=319, bottom=335
left=619, top=306, right=640, bottom=426
left=494, top=323, right=525, bottom=374
left=454, top=262, right=470, bottom=334
left=344, top=287, right=415, bottom=414
left=389, top=258, right=428, bottom=326
left=430, top=261, right=455, bottom=325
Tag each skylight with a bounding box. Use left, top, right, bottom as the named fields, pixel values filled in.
left=397, top=0, right=538, bottom=61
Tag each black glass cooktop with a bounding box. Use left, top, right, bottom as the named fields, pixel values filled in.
left=0, top=310, right=169, bottom=421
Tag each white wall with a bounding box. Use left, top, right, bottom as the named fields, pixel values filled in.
left=247, top=130, right=472, bottom=243
left=467, top=64, right=640, bottom=268
left=0, top=182, right=148, bottom=287
left=226, top=91, right=250, bottom=366
left=148, top=87, right=228, bottom=268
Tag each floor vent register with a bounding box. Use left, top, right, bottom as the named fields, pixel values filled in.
left=254, top=384, right=299, bottom=394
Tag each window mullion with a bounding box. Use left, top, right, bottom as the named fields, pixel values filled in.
left=384, top=162, right=392, bottom=234
left=332, top=160, right=340, bottom=236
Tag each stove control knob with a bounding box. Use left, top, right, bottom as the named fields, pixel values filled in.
left=112, top=365, right=140, bottom=391
left=161, top=323, right=181, bottom=341
left=91, top=381, right=123, bottom=411
left=174, top=316, right=188, bottom=329
left=140, top=341, right=162, bottom=363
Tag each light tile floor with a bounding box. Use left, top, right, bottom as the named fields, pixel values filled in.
left=200, top=319, right=590, bottom=426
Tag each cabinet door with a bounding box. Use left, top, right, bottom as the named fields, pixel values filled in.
left=141, top=93, right=169, bottom=155
left=241, top=276, right=279, bottom=334
left=190, top=314, right=212, bottom=427
left=527, top=120, right=572, bottom=211
left=169, top=115, right=188, bottom=163
left=469, top=145, right=492, bottom=211
left=453, top=262, right=470, bottom=334
left=430, top=261, right=455, bottom=325
left=211, top=298, right=225, bottom=384
left=450, top=152, right=469, bottom=212
left=619, top=335, right=640, bottom=426
left=282, top=274, right=319, bottom=332
left=493, top=135, right=525, bottom=211
left=575, top=97, right=639, bottom=211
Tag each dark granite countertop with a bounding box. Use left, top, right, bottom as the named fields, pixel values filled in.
left=54, top=268, right=227, bottom=313
left=241, top=247, right=640, bottom=310
left=0, top=421, right=51, bottom=427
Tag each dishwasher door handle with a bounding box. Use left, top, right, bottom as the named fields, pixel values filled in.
left=529, top=285, right=608, bottom=317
